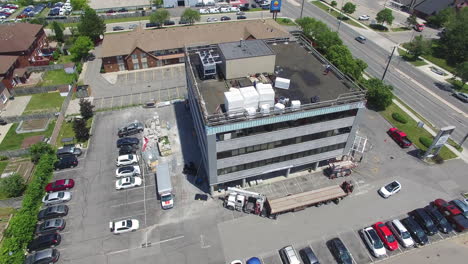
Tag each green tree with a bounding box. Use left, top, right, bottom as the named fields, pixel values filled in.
left=152, top=0, right=164, bottom=7
left=150, top=9, right=170, bottom=27
left=77, top=7, right=105, bottom=41
left=364, top=78, right=394, bottom=110
left=376, top=8, right=394, bottom=26
left=70, top=36, right=94, bottom=62
left=0, top=173, right=26, bottom=198
left=342, top=2, right=356, bottom=16
left=29, top=17, right=48, bottom=27
left=440, top=8, right=468, bottom=65
left=315, top=30, right=343, bottom=54
left=427, top=7, right=455, bottom=28
left=406, top=15, right=418, bottom=28
left=406, top=35, right=432, bottom=59
left=19, top=0, right=34, bottom=5
left=331, top=1, right=337, bottom=8
left=326, top=45, right=364, bottom=80
left=181, top=8, right=201, bottom=25
left=73, top=118, right=90, bottom=141
left=52, top=21, right=64, bottom=43
left=71, top=0, right=89, bottom=10
left=455, top=62, right=468, bottom=87
left=29, top=142, right=55, bottom=164
left=79, top=98, right=94, bottom=119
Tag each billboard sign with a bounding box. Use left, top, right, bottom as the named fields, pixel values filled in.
left=270, top=0, right=282, bottom=12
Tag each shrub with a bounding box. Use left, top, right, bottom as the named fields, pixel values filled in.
left=391, top=112, right=408, bottom=124
left=29, top=142, right=56, bottom=164
left=432, top=154, right=444, bottom=164
left=0, top=173, right=26, bottom=198
left=370, top=24, right=389, bottom=31
left=0, top=155, right=8, bottom=161
left=419, top=136, right=433, bottom=148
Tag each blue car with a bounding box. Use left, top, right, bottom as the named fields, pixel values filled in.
left=246, top=257, right=262, bottom=264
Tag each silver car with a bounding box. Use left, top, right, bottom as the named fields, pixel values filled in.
left=454, top=92, right=468, bottom=103
left=42, top=191, right=72, bottom=205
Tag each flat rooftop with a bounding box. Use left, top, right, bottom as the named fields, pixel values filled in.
left=218, top=40, right=275, bottom=60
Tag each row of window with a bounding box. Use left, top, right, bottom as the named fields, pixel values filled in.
left=217, top=127, right=351, bottom=159
left=217, top=143, right=347, bottom=176
left=216, top=109, right=358, bottom=141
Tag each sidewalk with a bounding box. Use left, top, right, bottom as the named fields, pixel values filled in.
left=393, top=99, right=468, bottom=162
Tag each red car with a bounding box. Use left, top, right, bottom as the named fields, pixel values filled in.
left=373, top=222, right=399, bottom=251
left=387, top=128, right=412, bottom=148
left=45, top=179, right=75, bottom=192
left=434, top=198, right=462, bottom=216
left=414, top=24, right=425, bottom=32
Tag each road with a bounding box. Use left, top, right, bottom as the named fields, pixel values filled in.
left=280, top=0, right=468, bottom=147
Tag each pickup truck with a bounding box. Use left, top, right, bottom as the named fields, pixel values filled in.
left=387, top=128, right=412, bottom=148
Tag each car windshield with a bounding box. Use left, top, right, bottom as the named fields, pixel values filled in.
left=126, top=220, right=132, bottom=227
left=369, top=231, right=384, bottom=248
left=401, top=231, right=411, bottom=239
left=119, top=167, right=132, bottom=173
left=386, top=234, right=396, bottom=243
left=161, top=194, right=173, bottom=202
left=130, top=177, right=135, bottom=184
left=128, top=154, right=133, bottom=159
left=385, top=182, right=398, bottom=192
left=58, top=192, right=64, bottom=198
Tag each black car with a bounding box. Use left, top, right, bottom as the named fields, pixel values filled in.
left=401, top=217, right=429, bottom=245
left=37, top=205, right=69, bottom=221
left=328, top=238, right=352, bottom=264
left=179, top=19, right=190, bottom=24
left=145, top=22, right=160, bottom=28
left=113, top=26, right=124, bottom=31
left=118, top=8, right=127, bottom=12
left=239, top=6, right=249, bottom=11
left=119, top=144, right=137, bottom=155
left=424, top=205, right=453, bottom=234
left=37, top=218, right=66, bottom=235
left=27, top=233, right=61, bottom=252
left=54, top=155, right=78, bottom=170
left=299, top=246, right=320, bottom=264
left=164, top=20, right=175, bottom=25
left=24, top=248, right=60, bottom=264
left=116, top=137, right=139, bottom=148
left=57, top=144, right=82, bottom=157
left=237, top=15, right=247, bottom=20
left=118, top=121, right=144, bottom=137
left=220, top=16, right=231, bottom=21
left=0, top=118, right=7, bottom=125
left=412, top=208, right=438, bottom=236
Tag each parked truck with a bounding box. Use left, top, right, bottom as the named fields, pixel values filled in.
left=156, top=163, right=174, bottom=209
left=224, top=181, right=354, bottom=219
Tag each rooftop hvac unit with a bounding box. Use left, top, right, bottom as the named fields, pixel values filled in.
left=291, top=100, right=301, bottom=110
left=274, top=103, right=285, bottom=112
left=239, top=86, right=259, bottom=109
left=260, top=104, right=270, bottom=115
left=245, top=107, right=256, bottom=118
left=275, top=77, right=290, bottom=90
left=198, top=49, right=222, bottom=79
left=255, top=83, right=275, bottom=108
left=224, top=88, right=244, bottom=112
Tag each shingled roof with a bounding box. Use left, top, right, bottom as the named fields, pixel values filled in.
left=0, top=55, right=18, bottom=74
left=100, top=19, right=290, bottom=58
left=0, top=23, right=43, bottom=53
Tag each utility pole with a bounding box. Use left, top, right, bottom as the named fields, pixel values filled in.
left=460, top=132, right=468, bottom=146
left=300, top=0, right=305, bottom=19
left=382, top=46, right=397, bottom=81
left=337, top=0, right=345, bottom=34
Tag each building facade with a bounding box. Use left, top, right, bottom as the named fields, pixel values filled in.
left=185, top=35, right=366, bottom=193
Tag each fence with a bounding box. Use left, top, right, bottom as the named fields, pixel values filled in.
left=11, top=85, right=65, bottom=96
left=3, top=112, right=57, bottom=124
left=46, top=10, right=153, bottom=24
left=49, top=83, right=74, bottom=146
left=0, top=149, right=30, bottom=159
left=27, top=64, right=65, bottom=73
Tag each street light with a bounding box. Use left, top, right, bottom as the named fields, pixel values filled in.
left=300, top=0, right=305, bottom=19
left=337, top=0, right=345, bottom=34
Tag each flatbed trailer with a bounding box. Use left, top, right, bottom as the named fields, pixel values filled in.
left=264, top=181, right=353, bottom=219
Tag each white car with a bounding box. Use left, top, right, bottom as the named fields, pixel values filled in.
left=109, top=219, right=139, bottom=234
left=230, top=7, right=240, bottom=12
left=209, top=8, right=220, bottom=14
left=220, top=7, right=230, bottom=13
left=115, top=176, right=142, bottom=190
left=358, top=15, right=370, bottom=20
left=115, top=165, right=141, bottom=177
left=361, top=227, right=386, bottom=257
left=386, top=219, right=414, bottom=248
left=116, top=154, right=138, bottom=167
left=42, top=191, right=72, bottom=205
left=207, top=17, right=218, bottom=22
left=378, top=180, right=401, bottom=198
left=199, top=9, right=209, bottom=14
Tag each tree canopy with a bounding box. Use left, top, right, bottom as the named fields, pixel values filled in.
left=79, top=98, right=94, bottom=119
left=455, top=62, right=468, bottom=86
left=150, top=9, right=170, bottom=27
left=71, top=0, right=89, bottom=10
left=326, top=45, right=367, bottom=80
left=376, top=8, right=394, bottom=25
left=439, top=8, right=468, bottom=65
left=52, top=21, right=64, bottom=42
left=427, top=7, right=455, bottom=28
left=406, top=15, right=418, bottom=27
left=364, top=78, right=394, bottom=111
left=181, top=8, right=201, bottom=25
left=70, top=36, right=94, bottom=62
left=342, top=2, right=356, bottom=15
left=0, top=173, right=26, bottom=198
left=77, top=7, right=105, bottom=41
left=406, top=35, right=432, bottom=59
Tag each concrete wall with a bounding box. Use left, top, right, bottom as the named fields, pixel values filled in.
left=223, top=55, right=276, bottom=79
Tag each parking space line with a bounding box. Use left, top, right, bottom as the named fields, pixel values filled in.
left=112, top=213, right=145, bottom=221
left=437, top=232, right=444, bottom=239
left=111, top=199, right=147, bottom=208
left=280, top=181, right=289, bottom=195
left=54, top=167, right=82, bottom=174
left=351, top=229, right=375, bottom=262
left=337, top=232, right=359, bottom=264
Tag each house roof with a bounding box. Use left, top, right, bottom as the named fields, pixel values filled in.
left=100, top=19, right=290, bottom=58
left=414, top=0, right=455, bottom=15
left=0, top=23, right=43, bottom=53
left=0, top=55, right=18, bottom=74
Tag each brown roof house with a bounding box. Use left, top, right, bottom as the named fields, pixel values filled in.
left=100, top=19, right=290, bottom=73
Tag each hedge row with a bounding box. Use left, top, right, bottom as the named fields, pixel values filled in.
left=392, top=112, right=408, bottom=124
left=419, top=136, right=433, bottom=148
left=0, top=154, right=56, bottom=264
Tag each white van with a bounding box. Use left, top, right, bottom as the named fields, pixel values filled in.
left=230, top=6, right=240, bottom=12
left=220, top=7, right=230, bottom=13
left=209, top=7, right=220, bottom=13
left=199, top=9, right=209, bottom=14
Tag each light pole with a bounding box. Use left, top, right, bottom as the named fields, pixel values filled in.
left=300, top=0, right=305, bottom=19
left=382, top=45, right=397, bottom=81
left=337, top=0, right=345, bottom=33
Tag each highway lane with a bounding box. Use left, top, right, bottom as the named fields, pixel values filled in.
left=280, top=1, right=468, bottom=145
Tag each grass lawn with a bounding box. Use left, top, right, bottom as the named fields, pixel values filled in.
left=247, top=8, right=263, bottom=12
left=398, top=48, right=428, bottom=66
left=391, top=27, right=410, bottom=32
left=22, top=92, right=65, bottom=115
left=40, top=69, right=76, bottom=87
left=423, top=53, right=455, bottom=74
left=446, top=78, right=468, bottom=93
left=312, top=1, right=365, bottom=28
left=56, top=117, right=93, bottom=148
left=104, top=15, right=150, bottom=24
left=56, top=55, right=74, bottom=64
left=0, top=120, right=56, bottom=151
left=0, top=161, right=8, bottom=175
left=380, top=103, right=457, bottom=160
left=276, top=18, right=296, bottom=26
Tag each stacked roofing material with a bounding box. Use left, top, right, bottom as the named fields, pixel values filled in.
left=275, top=77, right=290, bottom=89
left=224, top=88, right=244, bottom=113
left=239, top=86, right=259, bottom=109
left=255, top=83, right=275, bottom=109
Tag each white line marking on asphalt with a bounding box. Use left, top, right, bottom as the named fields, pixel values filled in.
left=155, top=235, right=185, bottom=245
left=111, top=199, right=147, bottom=208
left=113, top=213, right=145, bottom=221
left=200, top=234, right=211, bottom=248
left=54, top=167, right=82, bottom=174
left=437, top=232, right=444, bottom=239
left=351, top=229, right=375, bottom=262
left=294, top=177, right=304, bottom=193
left=337, top=232, right=359, bottom=264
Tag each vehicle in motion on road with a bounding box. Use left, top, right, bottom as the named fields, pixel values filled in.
left=424, top=205, right=453, bottom=233
left=358, top=15, right=370, bottom=20
left=42, top=191, right=71, bottom=205
left=109, top=219, right=139, bottom=234
left=37, top=218, right=66, bottom=235
left=116, top=165, right=141, bottom=177
left=38, top=205, right=69, bottom=221
left=207, top=17, right=218, bottom=22
left=373, top=222, right=398, bottom=251
left=145, top=22, right=160, bottom=28
left=411, top=208, right=438, bottom=236
left=429, top=66, right=446, bottom=76
left=115, top=176, right=142, bottom=190
left=361, top=226, right=386, bottom=257
left=164, top=20, right=175, bottom=25
left=237, top=15, right=247, bottom=20
left=112, top=26, right=124, bottom=31
left=386, top=219, right=414, bottom=248
left=378, top=180, right=401, bottom=198
left=387, top=128, right=412, bottom=148
left=453, top=92, right=468, bottom=103
left=116, top=137, right=139, bottom=148
left=118, top=121, right=144, bottom=137
left=279, top=245, right=301, bottom=264
left=24, top=248, right=60, bottom=264
left=401, top=217, right=428, bottom=245
left=414, top=23, right=424, bottom=32
left=299, top=246, right=320, bottom=264
left=156, top=163, right=174, bottom=209
left=328, top=238, right=352, bottom=264
left=27, top=233, right=61, bottom=252
left=45, top=179, right=75, bottom=192
left=355, top=35, right=366, bottom=44
left=116, top=154, right=139, bottom=167
left=54, top=155, right=78, bottom=170
left=221, top=16, right=231, bottom=21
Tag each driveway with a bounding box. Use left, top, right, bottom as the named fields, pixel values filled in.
left=1, top=95, right=31, bottom=117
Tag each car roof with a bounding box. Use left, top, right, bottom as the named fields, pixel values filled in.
left=34, top=248, right=54, bottom=260
left=300, top=246, right=319, bottom=262
left=451, top=199, right=468, bottom=212
left=391, top=219, right=407, bottom=231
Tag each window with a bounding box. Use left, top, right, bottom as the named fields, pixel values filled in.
left=141, top=53, right=147, bottom=58
left=142, top=61, right=148, bottom=68
left=133, top=63, right=140, bottom=70
left=132, top=54, right=138, bottom=59
left=0, top=94, right=7, bottom=104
